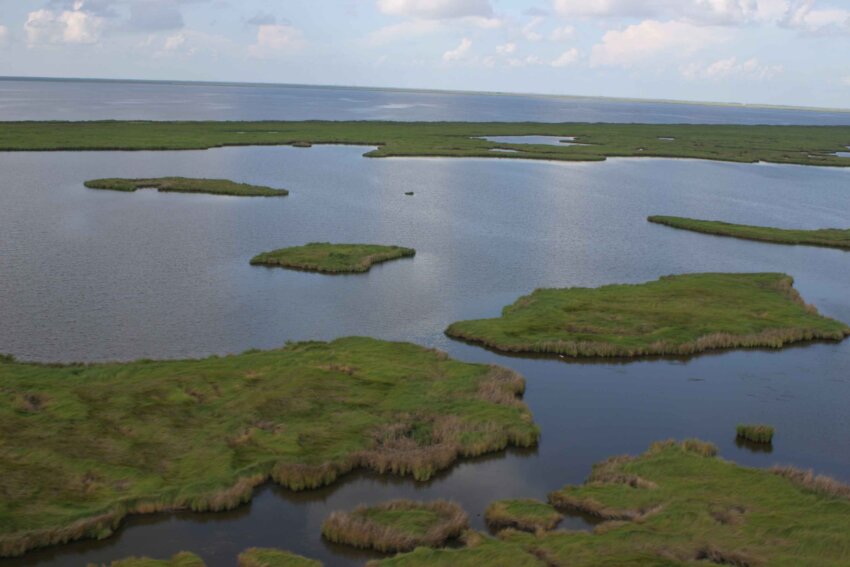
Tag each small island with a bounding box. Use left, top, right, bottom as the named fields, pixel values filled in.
left=238, top=548, right=322, bottom=567
left=111, top=552, right=206, bottom=567
left=322, top=500, right=468, bottom=552
left=484, top=499, right=562, bottom=533
left=373, top=439, right=850, bottom=566
left=649, top=215, right=850, bottom=249
left=84, top=177, right=288, bottom=197
left=736, top=424, right=775, bottom=444
left=445, top=273, right=850, bottom=358
left=0, top=337, right=537, bottom=557
left=250, top=243, right=415, bottom=273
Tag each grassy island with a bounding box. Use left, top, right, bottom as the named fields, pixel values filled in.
left=736, top=424, right=775, bottom=444
left=0, top=337, right=537, bottom=557
left=374, top=440, right=850, bottom=567
left=322, top=500, right=468, bottom=552
left=1, top=121, right=849, bottom=167
left=107, top=552, right=206, bottom=567
left=237, top=548, right=321, bottom=567
left=484, top=499, right=562, bottom=533
left=84, top=177, right=287, bottom=197
left=649, top=215, right=850, bottom=249
left=445, top=273, right=850, bottom=358
left=250, top=243, right=415, bottom=273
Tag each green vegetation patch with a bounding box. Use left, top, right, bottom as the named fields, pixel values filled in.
left=484, top=499, right=562, bottom=533
left=2, top=121, right=850, bottom=167
left=446, top=273, right=849, bottom=358
left=84, top=177, right=287, bottom=197
left=250, top=243, right=415, bottom=273
left=322, top=499, right=468, bottom=552
left=374, top=440, right=850, bottom=566
left=0, top=337, right=537, bottom=557
left=736, top=424, right=775, bottom=444
left=103, top=551, right=206, bottom=567
left=237, top=547, right=322, bottom=567
left=649, top=215, right=850, bottom=250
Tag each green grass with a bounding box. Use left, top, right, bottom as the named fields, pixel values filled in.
left=649, top=216, right=850, bottom=249
left=1, top=121, right=849, bottom=167
left=84, top=177, right=287, bottom=197
left=736, top=424, right=775, bottom=444
left=250, top=243, right=415, bottom=273
left=484, top=499, right=562, bottom=532
left=237, top=547, right=321, bottom=567
left=445, top=273, right=850, bottom=358
left=0, top=337, right=538, bottom=557
left=322, top=500, right=468, bottom=552
left=374, top=440, right=850, bottom=566
left=103, top=551, right=206, bottom=567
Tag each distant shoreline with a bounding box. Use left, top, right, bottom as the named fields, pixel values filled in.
left=2, top=74, right=848, bottom=116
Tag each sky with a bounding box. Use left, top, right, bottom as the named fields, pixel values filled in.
left=0, top=0, right=849, bottom=109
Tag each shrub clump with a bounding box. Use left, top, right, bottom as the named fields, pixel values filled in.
left=321, top=500, right=468, bottom=552
left=736, top=424, right=775, bottom=444
left=484, top=499, right=562, bottom=533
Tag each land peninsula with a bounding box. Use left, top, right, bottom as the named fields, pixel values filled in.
left=321, top=500, right=468, bottom=552
left=250, top=243, right=415, bottom=273
left=445, top=273, right=850, bottom=358
left=372, top=439, right=850, bottom=566
left=84, top=177, right=288, bottom=197
left=0, top=337, right=538, bottom=556
left=649, top=215, right=850, bottom=249
left=2, top=121, right=849, bottom=167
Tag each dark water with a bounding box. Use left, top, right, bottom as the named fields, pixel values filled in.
left=1, top=143, right=850, bottom=565
left=3, top=77, right=850, bottom=124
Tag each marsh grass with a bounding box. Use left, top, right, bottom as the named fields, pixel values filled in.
left=237, top=547, right=321, bottom=567
left=484, top=499, right=562, bottom=533
left=736, top=424, right=774, bottom=444
left=649, top=216, right=850, bottom=250
left=98, top=551, right=206, bottom=567
left=250, top=243, right=415, bottom=274
left=374, top=440, right=850, bottom=566
left=445, top=273, right=849, bottom=358
left=321, top=500, right=468, bottom=552
left=3, top=121, right=850, bottom=168
left=0, top=337, right=537, bottom=557
left=84, top=177, right=288, bottom=197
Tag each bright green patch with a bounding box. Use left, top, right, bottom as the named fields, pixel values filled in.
left=736, top=424, right=775, bottom=444
left=2, top=121, right=850, bottom=167
left=250, top=243, right=415, bottom=273
left=375, top=440, right=850, bottom=566
left=322, top=500, right=468, bottom=552
left=237, top=547, right=321, bottom=567
left=649, top=216, right=850, bottom=249
left=485, top=499, right=562, bottom=532
left=0, top=338, right=537, bottom=557
left=84, top=177, right=287, bottom=197
left=446, top=273, right=849, bottom=358
left=103, top=551, right=206, bottom=567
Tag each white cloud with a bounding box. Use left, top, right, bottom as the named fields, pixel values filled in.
left=551, top=47, right=580, bottom=67
left=550, top=25, right=575, bottom=41
left=521, top=17, right=544, bottom=41
left=590, top=20, right=723, bottom=67
left=496, top=42, right=516, bottom=54
left=248, top=24, right=305, bottom=57
left=553, top=0, right=791, bottom=25
left=507, top=55, right=544, bottom=67
left=782, top=0, right=850, bottom=34
left=683, top=56, right=783, bottom=79
left=368, top=20, right=441, bottom=45
left=377, top=0, right=493, bottom=19
left=442, top=37, right=472, bottom=60
left=843, top=76, right=850, bottom=87
left=0, top=25, right=8, bottom=47
left=25, top=4, right=104, bottom=45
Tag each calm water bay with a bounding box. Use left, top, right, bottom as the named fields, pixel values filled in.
left=1, top=79, right=850, bottom=566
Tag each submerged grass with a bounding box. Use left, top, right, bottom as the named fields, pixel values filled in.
left=237, top=547, right=321, bottom=567
left=445, top=273, right=849, bottom=358
left=322, top=499, right=468, bottom=552
left=736, top=425, right=775, bottom=444
left=649, top=216, right=850, bottom=250
left=484, top=499, right=562, bottom=533
left=0, top=337, right=538, bottom=557
left=84, top=177, right=287, bottom=197
left=250, top=243, right=415, bottom=273
left=375, top=440, right=850, bottom=566
left=1, top=121, right=849, bottom=167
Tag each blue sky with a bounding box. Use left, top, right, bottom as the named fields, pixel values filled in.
left=0, top=0, right=848, bottom=108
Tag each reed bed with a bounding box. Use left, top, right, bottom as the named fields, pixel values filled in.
left=736, top=424, right=775, bottom=444
left=321, top=500, right=468, bottom=552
